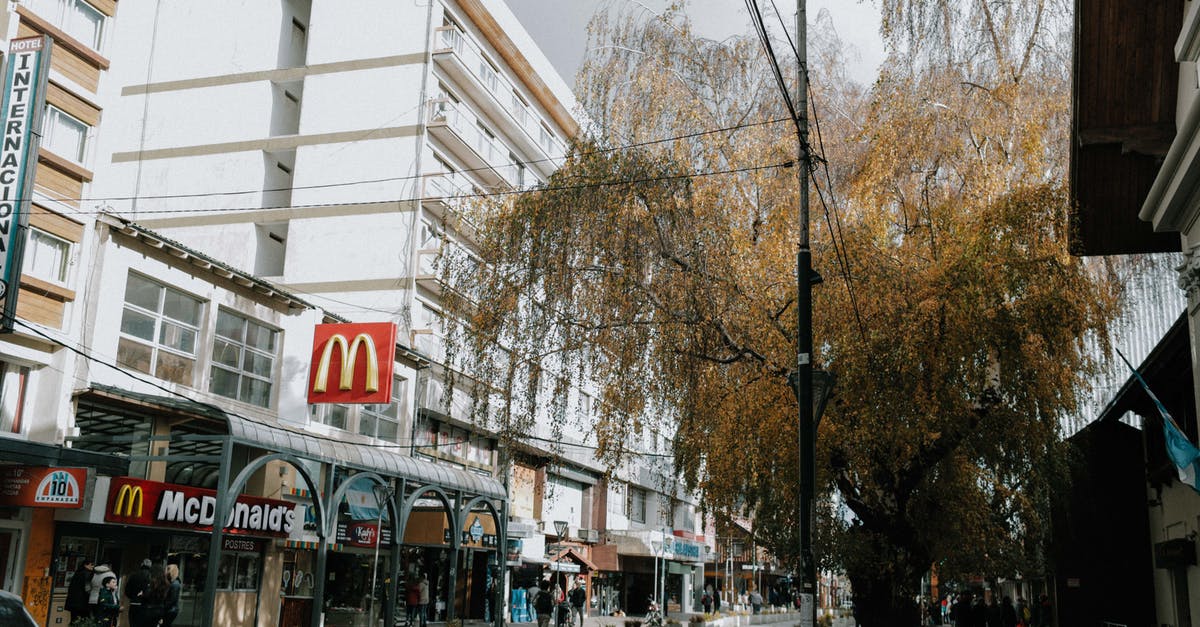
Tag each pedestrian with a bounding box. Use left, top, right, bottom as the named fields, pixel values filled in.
left=88, top=562, right=114, bottom=616
left=568, top=579, right=586, bottom=627
left=65, top=558, right=94, bottom=623
left=135, top=568, right=170, bottom=627
left=418, top=574, right=430, bottom=627
left=748, top=588, right=762, bottom=615
left=162, top=564, right=182, bottom=627
left=406, top=575, right=422, bottom=626
left=527, top=581, right=540, bottom=623
left=982, top=590, right=1002, bottom=627
left=701, top=590, right=712, bottom=614
left=1001, top=596, right=1017, bottom=627
left=535, top=581, right=553, bottom=627
left=125, top=559, right=153, bottom=627
left=1014, top=597, right=1029, bottom=627
left=712, top=587, right=721, bottom=613
left=96, top=576, right=120, bottom=627
left=1033, top=594, right=1051, bottom=627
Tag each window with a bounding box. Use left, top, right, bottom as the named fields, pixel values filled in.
left=210, top=310, right=278, bottom=407
left=359, top=376, right=405, bottom=440
left=479, top=57, right=500, bottom=92
left=0, top=361, right=29, bottom=434
left=42, top=106, right=89, bottom=162
left=310, top=403, right=349, bottom=430
left=23, top=228, right=70, bottom=283
left=607, top=481, right=625, bottom=516
left=118, top=274, right=202, bottom=385
left=26, top=0, right=104, bottom=50
left=216, top=551, right=261, bottom=591
left=627, top=486, right=647, bottom=524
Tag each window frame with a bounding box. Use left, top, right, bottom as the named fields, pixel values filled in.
left=209, top=308, right=279, bottom=408
left=627, top=486, right=647, bottom=524
left=358, top=375, right=406, bottom=441
left=22, top=226, right=71, bottom=285
left=42, top=105, right=90, bottom=163
left=117, top=272, right=204, bottom=386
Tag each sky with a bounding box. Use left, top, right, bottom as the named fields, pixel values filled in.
left=506, top=0, right=886, bottom=87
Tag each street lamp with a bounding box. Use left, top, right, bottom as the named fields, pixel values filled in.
left=650, top=540, right=661, bottom=613
left=370, top=483, right=395, bottom=627
left=552, top=520, right=568, bottom=627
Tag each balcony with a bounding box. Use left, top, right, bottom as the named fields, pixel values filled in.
left=427, top=98, right=522, bottom=189
left=420, top=173, right=480, bottom=244
left=432, top=26, right=566, bottom=173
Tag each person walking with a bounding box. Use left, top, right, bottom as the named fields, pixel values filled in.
left=701, top=589, right=712, bottom=614
left=125, top=559, right=153, bottom=627
left=406, top=575, right=422, bottom=627
left=96, top=576, right=120, bottom=627
left=748, top=588, right=762, bottom=615
left=418, top=574, right=430, bottom=627
left=88, top=563, right=114, bottom=616
left=527, top=581, right=540, bottom=624
left=535, top=581, right=553, bottom=627
left=65, top=559, right=95, bottom=623
left=162, top=564, right=182, bottom=627
left=568, top=579, right=586, bottom=627
left=135, top=568, right=170, bottom=627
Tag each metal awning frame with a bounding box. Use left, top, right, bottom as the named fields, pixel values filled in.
left=71, top=386, right=510, bottom=627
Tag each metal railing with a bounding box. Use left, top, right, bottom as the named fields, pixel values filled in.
left=435, top=26, right=567, bottom=159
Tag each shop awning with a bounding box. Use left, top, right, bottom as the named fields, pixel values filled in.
left=78, top=385, right=506, bottom=500
left=551, top=547, right=599, bottom=571
left=0, top=438, right=128, bottom=476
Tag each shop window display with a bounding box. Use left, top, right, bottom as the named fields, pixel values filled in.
left=216, top=551, right=260, bottom=591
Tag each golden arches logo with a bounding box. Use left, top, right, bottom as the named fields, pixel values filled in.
left=312, top=333, right=380, bottom=394
left=112, top=484, right=143, bottom=518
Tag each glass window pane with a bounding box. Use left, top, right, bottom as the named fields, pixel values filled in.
left=215, top=310, right=244, bottom=341
left=120, top=308, right=156, bottom=341
left=328, top=405, right=348, bottom=430
left=155, top=351, right=194, bottom=385
left=377, top=419, right=398, bottom=441
left=162, top=289, right=200, bottom=325
left=241, top=350, right=273, bottom=378
left=66, top=0, right=104, bottom=49
left=210, top=366, right=239, bottom=399
left=24, top=230, right=69, bottom=283
left=124, top=274, right=160, bottom=312
left=241, top=377, right=271, bottom=408
left=116, top=338, right=152, bottom=374
left=358, top=415, right=377, bottom=438
left=245, top=321, right=275, bottom=351
left=217, top=553, right=236, bottom=590
left=212, top=338, right=240, bottom=367
left=159, top=322, right=196, bottom=354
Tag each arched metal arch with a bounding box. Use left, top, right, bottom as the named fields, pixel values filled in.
left=399, top=484, right=457, bottom=547
left=220, top=452, right=327, bottom=540
left=459, top=494, right=504, bottom=542
left=325, top=471, right=398, bottom=541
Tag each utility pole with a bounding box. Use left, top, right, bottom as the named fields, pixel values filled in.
left=794, top=1, right=816, bottom=626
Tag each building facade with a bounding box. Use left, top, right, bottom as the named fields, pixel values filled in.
left=0, top=1, right=711, bottom=626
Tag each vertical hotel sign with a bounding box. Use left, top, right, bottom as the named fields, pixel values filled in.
left=0, top=37, right=50, bottom=332
left=307, top=322, right=396, bottom=404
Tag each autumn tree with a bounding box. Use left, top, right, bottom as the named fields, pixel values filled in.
left=443, top=1, right=1119, bottom=621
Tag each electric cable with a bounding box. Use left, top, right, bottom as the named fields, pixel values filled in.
left=3, top=314, right=675, bottom=459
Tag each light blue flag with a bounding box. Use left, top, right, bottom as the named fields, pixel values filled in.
left=1116, top=349, right=1200, bottom=494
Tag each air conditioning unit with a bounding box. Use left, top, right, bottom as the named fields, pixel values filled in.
left=578, top=528, right=599, bottom=543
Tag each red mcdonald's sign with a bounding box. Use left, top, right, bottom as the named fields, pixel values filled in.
left=307, top=322, right=396, bottom=404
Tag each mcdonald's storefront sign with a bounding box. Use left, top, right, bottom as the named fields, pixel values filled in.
left=105, top=477, right=295, bottom=537
left=307, top=322, right=397, bottom=404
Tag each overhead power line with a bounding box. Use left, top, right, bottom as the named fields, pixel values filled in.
left=28, top=117, right=791, bottom=207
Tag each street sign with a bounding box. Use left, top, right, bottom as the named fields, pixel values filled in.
left=550, top=562, right=581, bottom=573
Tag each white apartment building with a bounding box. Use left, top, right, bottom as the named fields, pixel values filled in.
left=57, top=1, right=706, bottom=625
